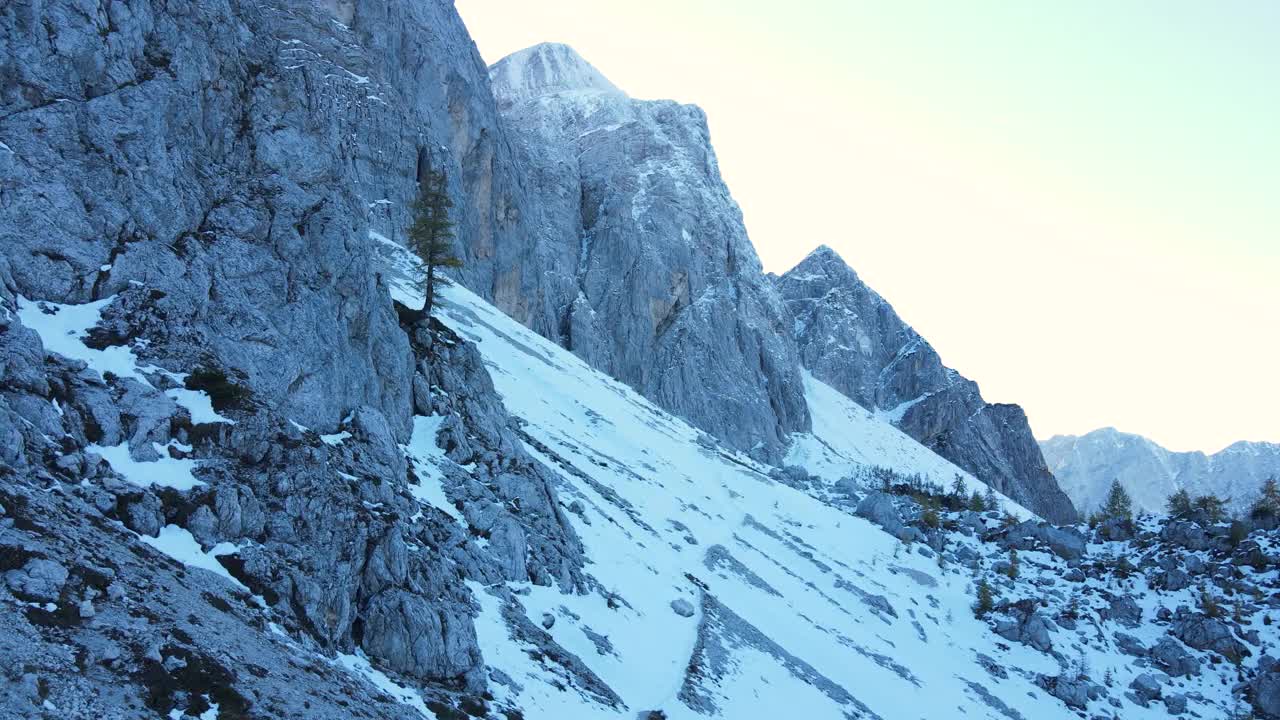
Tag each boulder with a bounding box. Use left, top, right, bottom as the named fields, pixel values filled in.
left=1172, top=616, right=1250, bottom=663
left=1255, top=662, right=1280, bottom=719
left=1150, top=637, right=1200, bottom=677
left=4, top=558, right=68, bottom=603
left=1161, top=521, right=1209, bottom=551
left=1129, top=673, right=1162, bottom=704
left=1114, top=632, right=1146, bottom=657
left=994, top=601, right=1054, bottom=653
left=1101, top=596, right=1142, bottom=628
left=995, top=520, right=1086, bottom=561
left=856, top=492, right=907, bottom=539
left=670, top=598, right=696, bottom=618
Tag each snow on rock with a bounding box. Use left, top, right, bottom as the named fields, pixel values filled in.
left=334, top=652, right=432, bottom=718
left=87, top=441, right=202, bottom=491
left=16, top=295, right=146, bottom=381
left=401, top=415, right=463, bottom=523
left=141, top=525, right=246, bottom=592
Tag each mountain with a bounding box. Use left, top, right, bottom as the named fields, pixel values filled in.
left=774, top=247, right=1078, bottom=524
left=475, top=42, right=810, bottom=462
left=1041, top=428, right=1280, bottom=516
left=6, top=2, right=1278, bottom=719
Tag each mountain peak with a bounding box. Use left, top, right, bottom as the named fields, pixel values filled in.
left=490, top=42, right=625, bottom=103
left=785, top=244, right=862, bottom=287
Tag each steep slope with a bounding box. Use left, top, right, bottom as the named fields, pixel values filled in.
left=1042, top=428, right=1280, bottom=515
left=427, top=278, right=1262, bottom=720
left=480, top=43, right=810, bottom=462
left=774, top=246, right=1077, bottom=523
left=5, top=245, right=1274, bottom=718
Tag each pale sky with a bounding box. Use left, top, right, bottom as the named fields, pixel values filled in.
left=457, top=1, right=1279, bottom=453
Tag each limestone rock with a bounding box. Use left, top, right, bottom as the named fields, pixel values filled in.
left=775, top=246, right=1076, bottom=522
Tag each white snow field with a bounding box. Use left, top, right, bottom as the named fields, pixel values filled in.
left=430, top=283, right=1096, bottom=720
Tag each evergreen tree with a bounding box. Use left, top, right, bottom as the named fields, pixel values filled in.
left=1166, top=488, right=1193, bottom=518
left=1251, top=478, right=1280, bottom=521
left=983, top=487, right=999, bottom=513
left=1194, top=494, right=1228, bottom=524
left=968, top=491, right=986, bottom=512
left=409, top=169, right=462, bottom=318
left=950, top=475, right=967, bottom=499
left=1005, top=548, right=1019, bottom=579
left=1103, top=479, right=1132, bottom=522
left=974, top=580, right=995, bottom=617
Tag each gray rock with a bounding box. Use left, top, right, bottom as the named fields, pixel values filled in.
left=1172, top=615, right=1250, bottom=663
left=1151, top=637, right=1200, bottom=678
left=1254, top=662, right=1280, bottom=718
left=1129, top=673, right=1162, bottom=704
left=1043, top=674, right=1092, bottom=709
left=1154, top=567, right=1192, bottom=591
left=993, top=601, right=1054, bottom=653
left=774, top=247, right=1076, bottom=523
left=360, top=590, right=481, bottom=683
left=670, top=598, right=696, bottom=618
left=856, top=492, right=906, bottom=538
left=1114, top=632, right=1146, bottom=657
left=995, top=520, right=1086, bottom=561
left=1164, top=692, right=1187, bottom=715
left=4, top=558, right=68, bottom=603
left=479, top=43, right=811, bottom=462
left=1102, top=596, right=1142, bottom=628
left=1160, top=521, right=1211, bottom=551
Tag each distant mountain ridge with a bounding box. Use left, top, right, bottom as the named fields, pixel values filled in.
left=1041, top=428, right=1280, bottom=515
left=773, top=246, right=1078, bottom=524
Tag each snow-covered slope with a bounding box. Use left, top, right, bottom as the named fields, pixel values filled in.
left=428, top=283, right=1078, bottom=719
left=1042, top=428, right=1280, bottom=515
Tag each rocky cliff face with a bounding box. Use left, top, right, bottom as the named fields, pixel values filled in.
left=1041, top=428, right=1280, bottom=516
left=481, top=43, right=810, bottom=461
left=774, top=246, right=1077, bottom=523
left=1, top=0, right=591, bottom=715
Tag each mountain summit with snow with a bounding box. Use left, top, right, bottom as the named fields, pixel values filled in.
left=489, top=42, right=625, bottom=103
left=1042, top=428, right=1280, bottom=516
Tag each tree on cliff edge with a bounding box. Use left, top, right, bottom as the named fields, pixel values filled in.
left=409, top=169, right=462, bottom=319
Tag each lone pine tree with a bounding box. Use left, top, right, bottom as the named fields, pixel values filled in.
left=409, top=169, right=462, bottom=319
left=1103, top=479, right=1133, bottom=522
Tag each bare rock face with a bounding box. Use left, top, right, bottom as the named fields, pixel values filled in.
left=481, top=43, right=810, bottom=461
left=1, top=0, right=591, bottom=714
left=774, top=246, right=1077, bottom=523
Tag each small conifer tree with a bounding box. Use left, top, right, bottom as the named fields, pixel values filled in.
left=975, top=580, right=995, bottom=617
left=1251, top=478, right=1280, bottom=521
left=1004, top=548, right=1019, bottom=579
left=1194, top=494, right=1228, bottom=524
left=1166, top=488, right=1193, bottom=518
left=408, top=169, right=462, bottom=319
left=968, top=490, right=986, bottom=512
left=1103, top=479, right=1132, bottom=522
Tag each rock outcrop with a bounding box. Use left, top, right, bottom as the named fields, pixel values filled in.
left=774, top=246, right=1077, bottom=522
left=481, top=43, right=810, bottom=461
